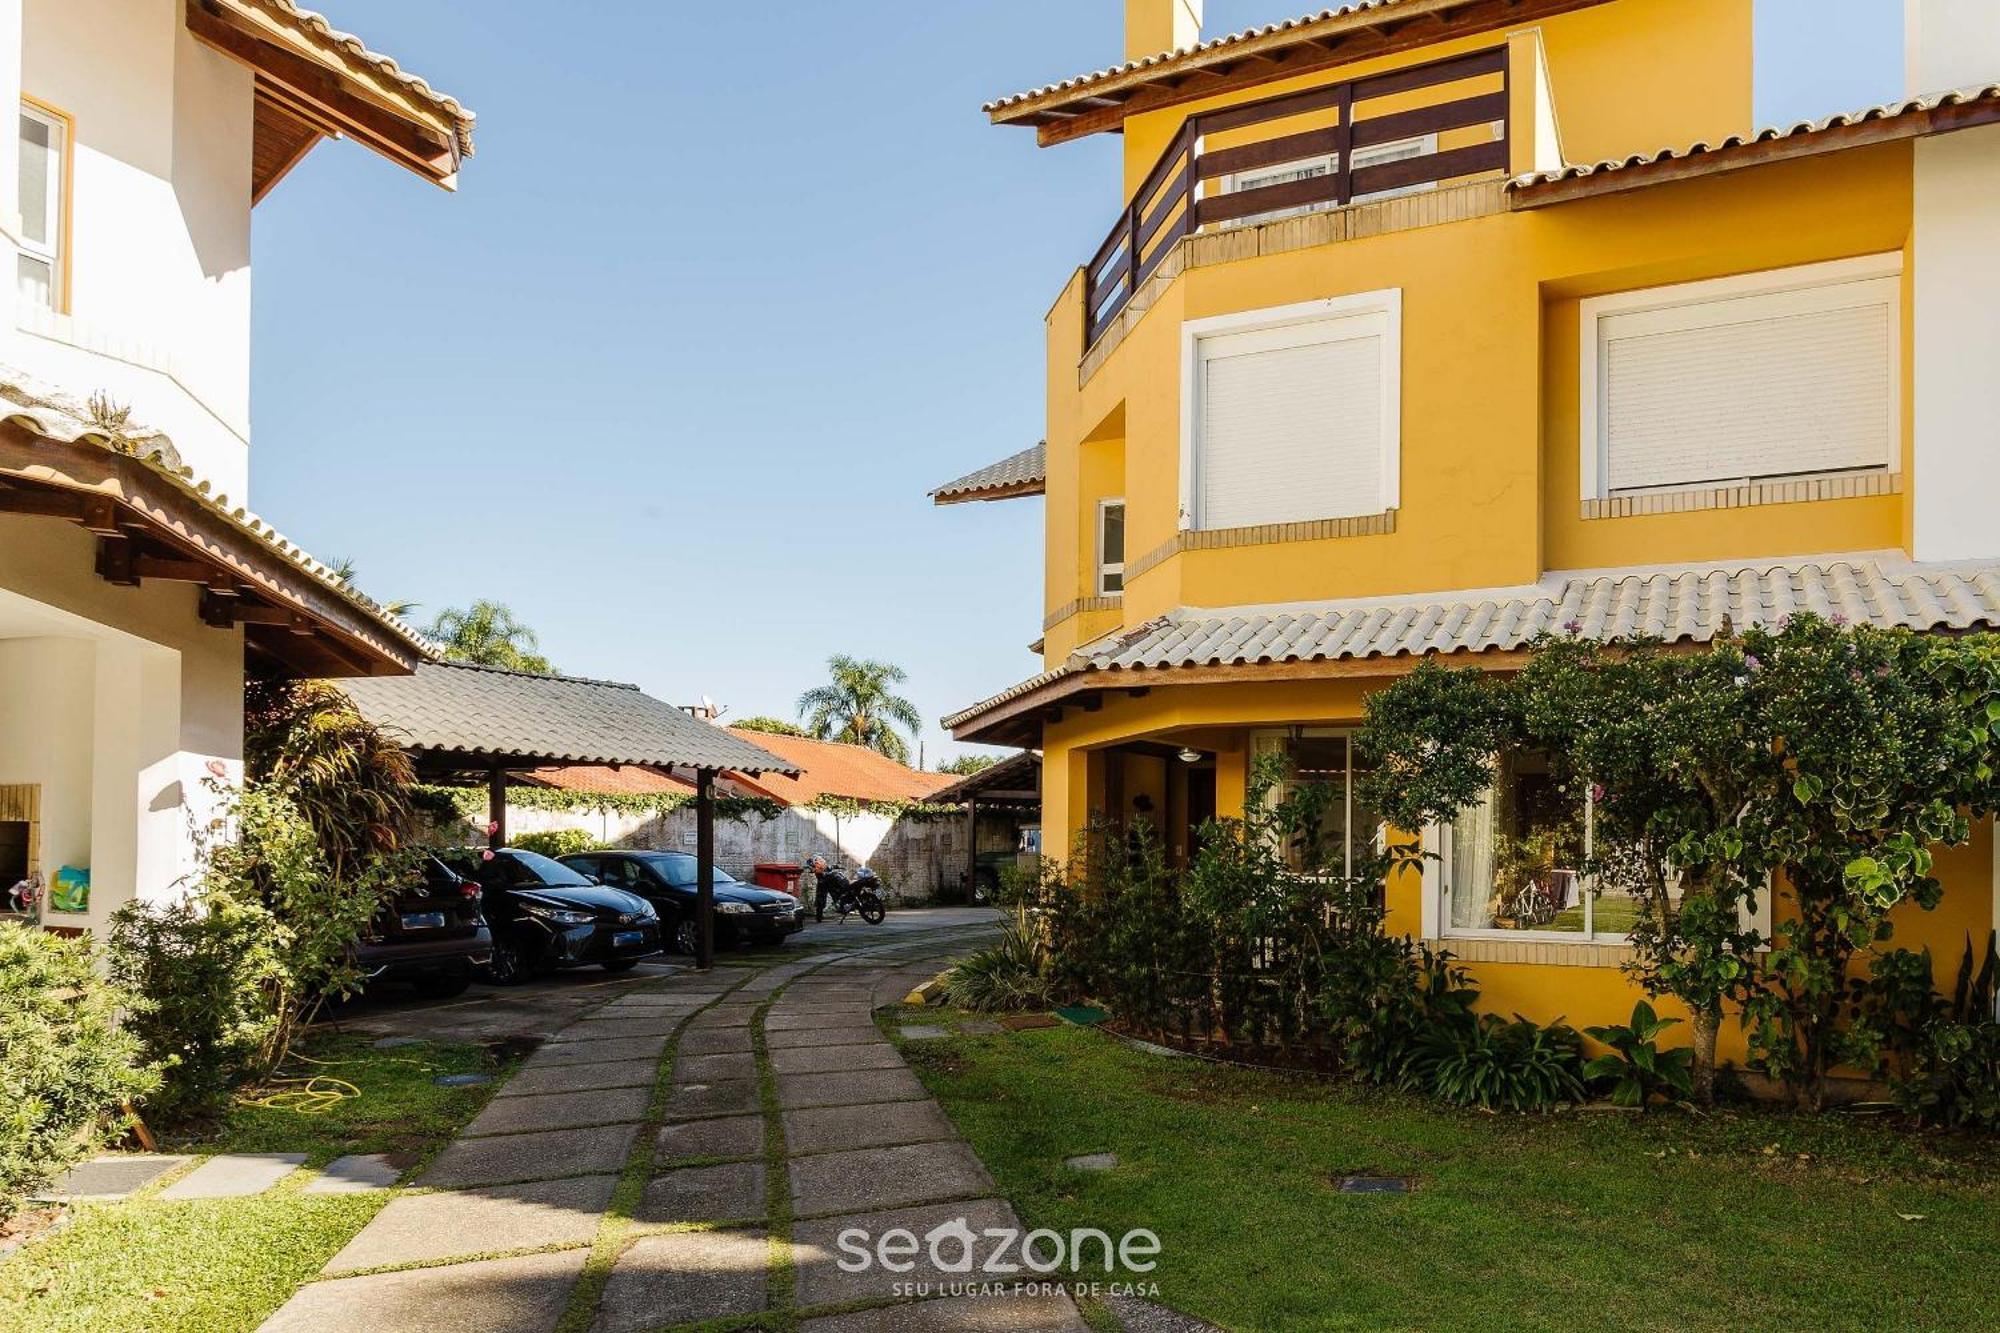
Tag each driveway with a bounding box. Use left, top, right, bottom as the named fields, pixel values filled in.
left=265, top=908, right=1089, bottom=1331
left=326, top=906, right=1003, bottom=1045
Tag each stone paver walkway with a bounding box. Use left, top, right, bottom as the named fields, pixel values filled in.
left=258, top=913, right=1096, bottom=1332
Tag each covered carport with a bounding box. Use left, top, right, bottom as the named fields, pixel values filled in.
left=930, top=750, right=1042, bottom=900
left=341, top=660, right=798, bottom=968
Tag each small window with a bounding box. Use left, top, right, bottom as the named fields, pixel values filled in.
left=1579, top=256, right=1902, bottom=499
left=1183, top=295, right=1401, bottom=531
left=17, top=101, right=68, bottom=312
left=1097, top=499, right=1125, bottom=596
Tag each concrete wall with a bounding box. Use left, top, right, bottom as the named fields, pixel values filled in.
left=0, top=514, right=245, bottom=933
left=3, top=0, right=256, bottom=496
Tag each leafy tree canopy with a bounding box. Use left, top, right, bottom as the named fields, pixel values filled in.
left=937, top=754, right=999, bottom=776
left=733, top=716, right=809, bottom=737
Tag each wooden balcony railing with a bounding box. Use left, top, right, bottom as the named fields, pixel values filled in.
left=1083, top=45, right=1512, bottom=345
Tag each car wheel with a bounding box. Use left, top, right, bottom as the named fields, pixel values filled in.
left=673, top=919, right=701, bottom=957
left=414, top=972, right=471, bottom=1000
left=600, top=958, right=639, bottom=973
left=482, top=936, right=532, bottom=986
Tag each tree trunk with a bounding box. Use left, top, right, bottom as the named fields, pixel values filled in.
left=1691, top=1005, right=1722, bottom=1107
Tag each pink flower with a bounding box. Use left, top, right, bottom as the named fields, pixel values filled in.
left=1591, top=783, right=1607, bottom=804
left=205, top=759, right=228, bottom=779
left=1744, top=655, right=1761, bottom=671
left=1830, top=613, right=1849, bottom=627
left=1563, top=619, right=1583, bottom=634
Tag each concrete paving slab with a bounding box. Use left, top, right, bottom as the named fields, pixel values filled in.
left=676, top=1027, right=755, bottom=1056
left=763, top=1010, right=836, bottom=1031
left=633, top=1160, right=768, bottom=1224
left=656, top=1114, right=767, bottom=1163
left=497, top=1058, right=660, bottom=1099
left=594, top=1228, right=770, bottom=1333
left=958, top=1020, right=1005, bottom=1036
left=304, top=1154, right=404, bottom=1195
left=800, top=1293, right=1088, bottom=1333
left=519, top=1034, right=669, bottom=1066
left=418, top=1122, right=640, bottom=1189
left=766, top=1025, right=883, bottom=1050
left=42, top=1153, right=193, bottom=1201
left=899, top=1025, right=950, bottom=1040
left=788, top=1140, right=995, bottom=1218
left=465, top=1086, right=651, bottom=1137
left=600, top=994, right=712, bottom=1011
left=263, top=1248, right=587, bottom=1333
left=791, top=1197, right=1024, bottom=1307
left=686, top=1004, right=759, bottom=1028
left=1064, top=1152, right=1118, bottom=1172
left=664, top=1079, right=762, bottom=1120
left=325, top=1174, right=618, bottom=1273
left=775, top=1068, right=927, bottom=1110
left=551, top=1017, right=682, bottom=1042
left=768, top=1042, right=903, bottom=1074
left=159, top=1152, right=306, bottom=1200
left=675, top=1051, right=758, bottom=1082
left=781, top=1100, right=960, bottom=1156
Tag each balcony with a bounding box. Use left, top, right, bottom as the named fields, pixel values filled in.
left=1084, top=45, right=1513, bottom=345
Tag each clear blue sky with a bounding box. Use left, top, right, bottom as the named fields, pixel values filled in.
left=251, top=1, right=1902, bottom=768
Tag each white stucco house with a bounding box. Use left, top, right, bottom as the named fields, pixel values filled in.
left=0, top=0, right=472, bottom=936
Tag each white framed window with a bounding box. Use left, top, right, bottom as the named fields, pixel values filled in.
left=1180, top=293, right=1401, bottom=532
left=17, top=100, right=69, bottom=312
left=1096, top=498, right=1126, bottom=596
left=1215, top=134, right=1439, bottom=227
left=1579, top=254, right=1903, bottom=500
left=1249, top=728, right=1382, bottom=878
left=1427, top=751, right=1773, bottom=946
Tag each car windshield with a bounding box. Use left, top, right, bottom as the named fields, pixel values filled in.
left=507, top=850, right=594, bottom=888
left=642, top=852, right=737, bottom=889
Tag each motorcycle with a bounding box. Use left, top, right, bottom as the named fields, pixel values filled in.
left=812, top=863, right=887, bottom=925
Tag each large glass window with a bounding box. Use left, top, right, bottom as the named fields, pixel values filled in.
left=18, top=103, right=66, bottom=311
left=1440, top=751, right=1667, bottom=942
left=1250, top=728, right=1380, bottom=877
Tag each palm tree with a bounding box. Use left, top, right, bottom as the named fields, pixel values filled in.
left=426, top=600, right=554, bottom=674
left=326, top=556, right=418, bottom=619
left=797, top=655, right=923, bottom=764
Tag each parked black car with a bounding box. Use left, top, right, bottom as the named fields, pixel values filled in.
left=355, top=854, right=492, bottom=1000
left=562, top=850, right=806, bottom=955
left=441, top=847, right=662, bottom=984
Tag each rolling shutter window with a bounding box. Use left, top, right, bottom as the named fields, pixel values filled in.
left=1196, top=312, right=1391, bottom=530
left=1597, top=273, right=1898, bottom=493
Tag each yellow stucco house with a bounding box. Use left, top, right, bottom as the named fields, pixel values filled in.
left=938, top=0, right=2000, bottom=1059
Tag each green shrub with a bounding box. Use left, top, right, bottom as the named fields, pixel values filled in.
left=1408, top=1013, right=1589, bottom=1113
left=1584, top=1000, right=1695, bottom=1109
left=942, top=909, right=1051, bottom=1012
left=106, top=891, right=283, bottom=1125
left=509, top=829, right=602, bottom=859
left=0, top=923, right=157, bottom=1218
left=1865, top=933, right=2000, bottom=1130
left=1317, top=878, right=1479, bottom=1084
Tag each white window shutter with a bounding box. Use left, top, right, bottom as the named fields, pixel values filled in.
left=1198, top=321, right=1386, bottom=529
left=1598, top=273, right=1898, bottom=493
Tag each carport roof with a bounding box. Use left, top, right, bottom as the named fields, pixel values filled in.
left=340, top=660, right=800, bottom=774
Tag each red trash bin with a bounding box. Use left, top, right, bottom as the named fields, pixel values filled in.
left=751, top=862, right=802, bottom=899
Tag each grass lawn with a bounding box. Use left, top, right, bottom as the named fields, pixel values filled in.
left=898, top=1013, right=2000, bottom=1333
left=0, top=1032, right=518, bottom=1333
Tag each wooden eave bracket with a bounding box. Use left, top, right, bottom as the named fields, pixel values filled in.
left=188, top=0, right=461, bottom=191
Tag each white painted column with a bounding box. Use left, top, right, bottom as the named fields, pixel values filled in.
left=1906, top=1, right=2000, bottom=562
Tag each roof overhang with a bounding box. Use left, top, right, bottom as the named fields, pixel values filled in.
left=0, top=420, right=425, bottom=678
left=1510, top=83, right=2000, bottom=207
left=186, top=0, right=476, bottom=199
left=986, top=0, right=1611, bottom=146
left=946, top=553, right=2000, bottom=745
left=931, top=442, right=1048, bottom=506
